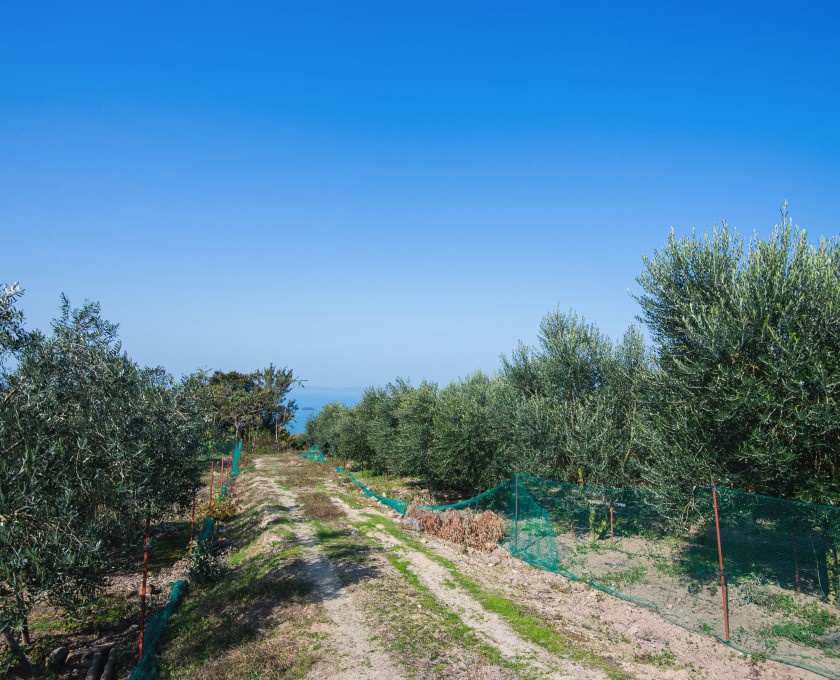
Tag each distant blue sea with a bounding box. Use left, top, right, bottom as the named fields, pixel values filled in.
left=287, top=386, right=364, bottom=434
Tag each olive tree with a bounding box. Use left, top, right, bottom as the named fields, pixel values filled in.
left=392, top=380, right=438, bottom=477
left=427, top=371, right=509, bottom=493
left=0, top=294, right=208, bottom=671
left=501, top=312, right=651, bottom=487
left=303, top=401, right=348, bottom=456
left=636, top=207, right=840, bottom=510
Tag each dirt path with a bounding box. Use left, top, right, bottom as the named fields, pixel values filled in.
left=149, top=450, right=824, bottom=680
left=263, top=455, right=603, bottom=679
left=329, top=493, right=604, bottom=679
left=251, top=459, right=403, bottom=680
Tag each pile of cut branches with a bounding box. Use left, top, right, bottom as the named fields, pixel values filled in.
left=407, top=504, right=504, bottom=552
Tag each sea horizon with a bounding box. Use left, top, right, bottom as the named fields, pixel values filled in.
left=287, top=385, right=365, bottom=434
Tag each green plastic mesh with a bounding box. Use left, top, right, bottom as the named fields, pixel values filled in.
left=301, top=445, right=327, bottom=462
left=335, top=466, right=409, bottom=514
left=322, top=460, right=840, bottom=678
left=518, top=477, right=840, bottom=677
left=128, top=580, right=189, bottom=680
left=415, top=476, right=561, bottom=572
left=130, top=440, right=242, bottom=679
left=231, top=440, right=242, bottom=476
left=707, top=487, right=840, bottom=676
left=195, top=516, right=215, bottom=554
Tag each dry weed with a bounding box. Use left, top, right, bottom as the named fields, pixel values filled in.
left=408, top=505, right=504, bottom=552
left=299, top=491, right=345, bottom=521
left=179, top=609, right=316, bottom=679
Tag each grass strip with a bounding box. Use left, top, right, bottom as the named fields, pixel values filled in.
left=158, top=459, right=319, bottom=679
left=383, top=549, right=534, bottom=679
left=354, top=513, right=633, bottom=680
left=311, top=509, right=528, bottom=676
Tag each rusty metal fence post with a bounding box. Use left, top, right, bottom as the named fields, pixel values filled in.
left=711, top=484, right=730, bottom=641
left=138, top=515, right=151, bottom=660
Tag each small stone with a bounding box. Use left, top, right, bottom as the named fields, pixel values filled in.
left=402, top=518, right=423, bottom=532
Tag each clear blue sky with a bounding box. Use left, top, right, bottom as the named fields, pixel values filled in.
left=3, top=2, right=839, bottom=387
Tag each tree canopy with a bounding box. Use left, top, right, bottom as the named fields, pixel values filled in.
left=635, top=207, right=839, bottom=506
left=204, top=364, right=297, bottom=440
left=305, top=207, right=839, bottom=513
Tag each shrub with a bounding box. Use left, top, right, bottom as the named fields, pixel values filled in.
left=199, top=495, right=239, bottom=523
left=186, top=545, right=227, bottom=586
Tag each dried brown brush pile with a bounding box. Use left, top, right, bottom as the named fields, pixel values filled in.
left=407, top=504, right=504, bottom=552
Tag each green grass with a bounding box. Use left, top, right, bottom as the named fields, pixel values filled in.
left=739, top=580, right=839, bottom=650
left=381, top=549, right=532, bottom=678
left=635, top=647, right=677, bottom=668
left=601, top=564, right=649, bottom=588
left=333, top=490, right=365, bottom=510
left=338, top=467, right=416, bottom=502
left=451, top=573, right=632, bottom=680
left=78, top=594, right=137, bottom=631
left=28, top=609, right=68, bottom=633
left=760, top=616, right=838, bottom=650
left=304, top=492, right=527, bottom=677
left=158, top=462, right=319, bottom=679
left=298, top=490, right=346, bottom=521
left=316, top=526, right=373, bottom=564
left=162, top=556, right=316, bottom=678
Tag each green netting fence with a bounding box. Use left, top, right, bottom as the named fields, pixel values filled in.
left=231, top=439, right=242, bottom=476
left=524, top=476, right=840, bottom=678
left=128, top=580, right=189, bottom=680
left=313, top=458, right=840, bottom=678
left=301, top=444, right=327, bottom=462
left=129, top=440, right=242, bottom=680
left=335, top=465, right=410, bottom=514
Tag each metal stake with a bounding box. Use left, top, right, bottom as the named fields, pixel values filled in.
left=189, top=492, right=196, bottom=555
left=138, top=515, right=151, bottom=660
left=711, top=484, right=730, bottom=641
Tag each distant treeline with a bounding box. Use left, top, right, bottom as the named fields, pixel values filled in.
left=305, top=209, right=839, bottom=516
